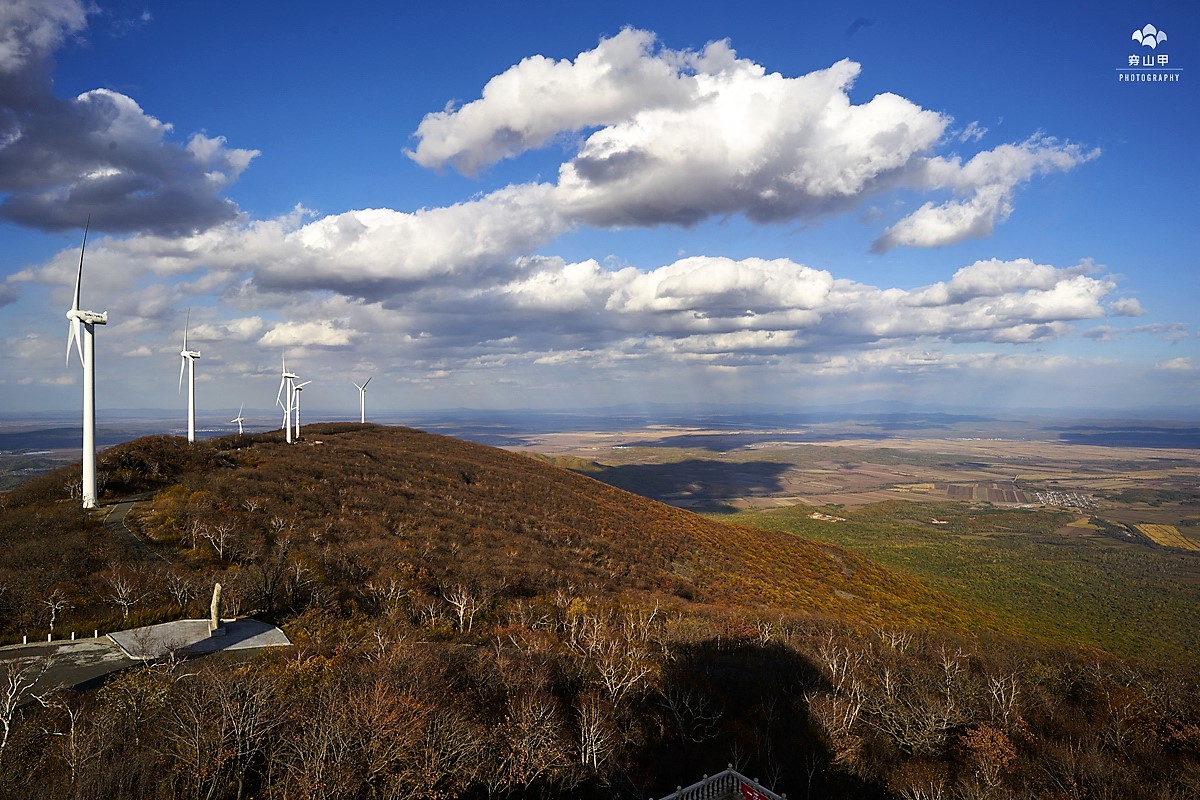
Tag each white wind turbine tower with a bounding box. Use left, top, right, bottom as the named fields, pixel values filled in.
left=64, top=219, right=108, bottom=509
left=293, top=381, right=311, bottom=438
left=230, top=403, right=245, bottom=435
left=177, top=310, right=201, bottom=443
left=276, top=356, right=298, bottom=444
left=353, top=376, right=372, bottom=423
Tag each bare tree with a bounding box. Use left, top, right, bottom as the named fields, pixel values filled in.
left=576, top=692, right=617, bottom=772
left=986, top=673, right=1021, bottom=727
left=878, top=628, right=916, bottom=653
left=166, top=572, right=197, bottom=614
left=495, top=692, right=573, bottom=791
left=361, top=577, right=407, bottom=616
left=0, top=656, right=55, bottom=752
left=445, top=584, right=480, bottom=633
left=105, top=573, right=146, bottom=620
left=245, top=537, right=292, bottom=612
left=201, top=523, right=236, bottom=560
left=164, top=665, right=287, bottom=800
left=41, top=589, right=71, bottom=634
left=660, top=687, right=722, bottom=743
left=592, top=635, right=655, bottom=707
left=285, top=561, right=314, bottom=611
left=187, top=520, right=207, bottom=551
left=43, top=692, right=114, bottom=790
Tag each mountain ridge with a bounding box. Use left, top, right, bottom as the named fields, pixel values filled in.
left=2, top=424, right=1198, bottom=799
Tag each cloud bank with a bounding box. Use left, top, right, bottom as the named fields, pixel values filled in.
left=7, top=20, right=1162, bottom=411
left=0, top=0, right=257, bottom=234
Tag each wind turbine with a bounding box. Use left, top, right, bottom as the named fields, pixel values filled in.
left=353, top=376, right=372, bottom=423
left=293, top=381, right=311, bottom=439
left=276, top=355, right=298, bottom=444
left=230, top=403, right=245, bottom=435
left=177, top=309, right=201, bottom=443
left=64, top=219, right=108, bottom=509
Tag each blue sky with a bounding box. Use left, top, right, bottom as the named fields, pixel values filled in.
left=0, top=0, right=1196, bottom=422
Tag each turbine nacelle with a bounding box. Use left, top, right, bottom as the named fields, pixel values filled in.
left=67, top=309, right=108, bottom=325
left=65, top=310, right=108, bottom=365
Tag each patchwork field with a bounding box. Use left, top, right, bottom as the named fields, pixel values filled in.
left=507, top=418, right=1200, bottom=552
left=504, top=415, right=1200, bottom=662
left=1136, top=523, right=1200, bottom=551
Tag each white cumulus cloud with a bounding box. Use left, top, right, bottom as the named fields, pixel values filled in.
left=413, top=30, right=1094, bottom=247
left=259, top=320, right=358, bottom=348
left=408, top=28, right=704, bottom=174
left=1156, top=357, right=1197, bottom=372
left=873, top=136, right=1099, bottom=252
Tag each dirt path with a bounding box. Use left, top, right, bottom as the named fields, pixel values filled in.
left=102, top=493, right=169, bottom=562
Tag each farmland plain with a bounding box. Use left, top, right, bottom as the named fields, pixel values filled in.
left=497, top=411, right=1200, bottom=661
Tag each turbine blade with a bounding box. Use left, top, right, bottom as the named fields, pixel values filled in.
left=66, top=319, right=83, bottom=366
left=362, top=376, right=372, bottom=389
left=276, top=376, right=286, bottom=407
left=183, top=308, right=190, bottom=350
left=71, top=217, right=90, bottom=313
left=179, top=356, right=186, bottom=393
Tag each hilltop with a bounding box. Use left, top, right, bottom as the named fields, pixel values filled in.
left=0, top=424, right=1197, bottom=800
left=1, top=424, right=994, bottom=640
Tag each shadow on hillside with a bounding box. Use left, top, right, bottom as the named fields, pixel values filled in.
left=1045, top=425, right=1200, bottom=449
left=624, top=432, right=890, bottom=452
left=589, top=460, right=792, bottom=505
left=629, top=638, right=882, bottom=800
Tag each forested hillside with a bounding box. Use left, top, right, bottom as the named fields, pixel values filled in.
left=0, top=425, right=1196, bottom=799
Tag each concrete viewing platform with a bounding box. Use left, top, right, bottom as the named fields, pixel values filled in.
left=107, top=618, right=291, bottom=660
left=0, top=618, right=291, bottom=693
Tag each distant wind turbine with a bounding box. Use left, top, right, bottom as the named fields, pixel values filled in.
left=276, top=355, right=298, bottom=444
left=293, top=381, right=311, bottom=439
left=353, top=376, right=372, bottom=423
left=177, top=309, right=201, bottom=443
left=64, top=218, right=108, bottom=509
left=230, top=403, right=245, bottom=435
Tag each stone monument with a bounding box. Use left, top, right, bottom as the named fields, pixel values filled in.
left=209, top=582, right=225, bottom=636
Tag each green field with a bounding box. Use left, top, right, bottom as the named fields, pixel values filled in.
left=723, top=500, right=1200, bottom=664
